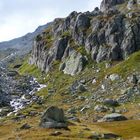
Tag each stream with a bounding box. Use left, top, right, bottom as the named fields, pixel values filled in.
left=0, top=53, right=46, bottom=117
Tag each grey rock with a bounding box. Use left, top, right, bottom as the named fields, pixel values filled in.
left=59, top=62, right=66, bottom=71
left=103, top=99, right=119, bottom=107
left=99, top=113, right=127, bottom=122
left=91, top=7, right=102, bottom=17
left=88, top=132, right=121, bottom=139
left=70, top=80, right=87, bottom=94
left=7, top=71, right=19, bottom=77
left=73, top=13, right=90, bottom=45
left=128, top=74, right=138, bottom=84
left=55, top=37, right=69, bottom=60
left=78, top=84, right=87, bottom=92
left=62, top=51, right=87, bottom=76
left=109, top=74, right=120, bottom=81
left=49, top=131, right=62, bottom=136
left=101, top=133, right=121, bottom=139
left=67, top=116, right=80, bottom=122
left=40, top=106, right=67, bottom=129
left=20, top=123, right=31, bottom=130
left=127, top=0, right=137, bottom=10
left=94, top=105, right=108, bottom=112
left=100, top=0, right=125, bottom=12
left=117, top=87, right=140, bottom=103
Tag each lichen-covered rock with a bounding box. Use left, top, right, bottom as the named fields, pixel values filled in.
left=62, top=51, right=87, bottom=76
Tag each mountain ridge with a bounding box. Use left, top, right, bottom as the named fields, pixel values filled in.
left=0, top=22, right=51, bottom=54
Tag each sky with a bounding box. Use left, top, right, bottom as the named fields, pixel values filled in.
left=0, top=0, right=102, bottom=42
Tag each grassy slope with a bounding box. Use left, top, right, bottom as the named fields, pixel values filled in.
left=1, top=51, right=140, bottom=140
left=108, top=51, right=140, bottom=77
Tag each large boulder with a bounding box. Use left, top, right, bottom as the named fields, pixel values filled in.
left=61, top=51, right=87, bottom=76
left=103, top=99, right=119, bottom=107
left=99, top=113, right=127, bottom=122
left=40, top=106, right=67, bottom=129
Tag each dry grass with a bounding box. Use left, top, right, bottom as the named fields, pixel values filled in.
left=1, top=117, right=140, bottom=140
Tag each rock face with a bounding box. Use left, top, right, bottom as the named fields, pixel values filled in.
left=29, top=0, right=140, bottom=75
left=40, top=106, right=67, bottom=129
left=100, top=0, right=125, bottom=12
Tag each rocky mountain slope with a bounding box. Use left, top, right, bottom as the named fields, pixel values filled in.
left=0, top=23, right=51, bottom=55
left=29, top=0, right=140, bottom=75
left=0, top=0, right=140, bottom=140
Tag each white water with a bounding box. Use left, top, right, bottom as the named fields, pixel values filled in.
left=9, top=78, right=47, bottom=114
left=0, top=54, right=47, bottom=116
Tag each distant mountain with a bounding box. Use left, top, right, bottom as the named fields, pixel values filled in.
left=0, top=22, right=51, bottom=54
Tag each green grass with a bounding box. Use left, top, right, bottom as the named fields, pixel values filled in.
left=61, top=30, right=71, bottom=38
left=15, top=50, right=140, bottom=140
left=107, top=51, right=140, bottom=78
left=19, top=61, right=43, bottom=79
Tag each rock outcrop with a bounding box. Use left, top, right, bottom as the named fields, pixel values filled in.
left=29, top=0, right=140, bottom=75
left=100, top=0, right=125, bottom=12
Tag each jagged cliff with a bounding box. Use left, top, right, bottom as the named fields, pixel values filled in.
left=29, top=0, right=140, bottom=75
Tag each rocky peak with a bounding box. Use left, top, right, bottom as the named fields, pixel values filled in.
left=100, top=0, right=126, bottom=12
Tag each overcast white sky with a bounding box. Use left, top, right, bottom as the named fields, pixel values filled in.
left=0, top=0, right=102, bottom=42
